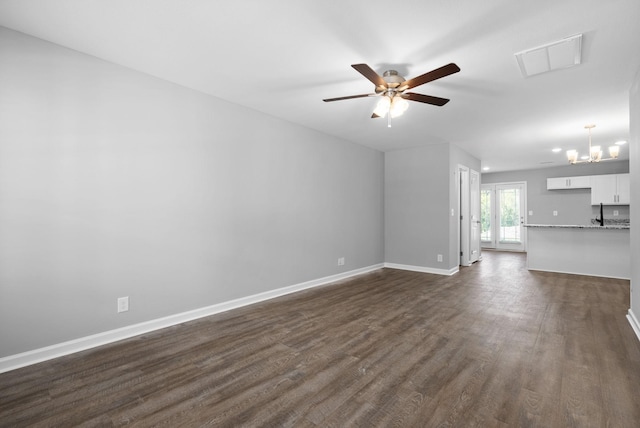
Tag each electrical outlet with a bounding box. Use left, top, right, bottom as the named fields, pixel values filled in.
left=553, top=210, right=558, bottom=216
left=613, top=210, right=619, bottom=216
left=529, top=210, right=533, bottom=216
left=337, top=257, right=345, bottom=266
left=117, top=296, right=129, bottom=313
left=437, top=254, right=443, bottom=262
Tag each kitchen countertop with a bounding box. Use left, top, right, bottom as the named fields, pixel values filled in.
left=524, top=223, right=630, bottom=230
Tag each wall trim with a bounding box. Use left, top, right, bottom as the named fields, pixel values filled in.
left=627, top=309, right=640, bottom=342
left=384, top=262, right=459, bottom=276
left=0, top=263, right=384, bottom=374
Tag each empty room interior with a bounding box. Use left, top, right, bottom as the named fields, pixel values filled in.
left=1, top=1, right=639, bottom=426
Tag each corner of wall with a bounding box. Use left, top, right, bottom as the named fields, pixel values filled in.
left=629, top=66, right=640, bottom=336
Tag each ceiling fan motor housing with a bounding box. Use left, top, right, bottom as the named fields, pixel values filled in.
left=377, top=70, right=405, bottom=93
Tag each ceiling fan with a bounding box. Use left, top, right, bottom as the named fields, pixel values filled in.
left=323, top=63, right=460, bottom=125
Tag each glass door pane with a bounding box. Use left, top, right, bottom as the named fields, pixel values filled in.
left=481, top=188, right=493, bottom=245
left=495, top=183, right=526, bottom=251
left=498, top=187, right=521, bottom=243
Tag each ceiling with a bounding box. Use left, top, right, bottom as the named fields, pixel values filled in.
left=1, top=0, right=638, bottom=172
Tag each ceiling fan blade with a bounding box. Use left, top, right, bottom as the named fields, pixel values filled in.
left=351, top=64, right=387, bottom=88
left=402, top=92, right=450, bottom=106
left=371, top=113, right=381, bottom=118
left=398, top=63, right=460, bottom=91
left=323, top=93, right=376, bottom=102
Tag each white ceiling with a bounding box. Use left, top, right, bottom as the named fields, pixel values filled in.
left=1, top=0, right=638, bottom=172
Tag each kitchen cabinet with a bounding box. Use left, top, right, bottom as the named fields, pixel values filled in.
left=546, top=175, right=591, bottom=190
left=591, top=173, right=630, bottom=205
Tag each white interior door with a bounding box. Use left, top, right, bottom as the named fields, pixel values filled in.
left=459, top=167, right=470, bottom=266
left=469, top=169, right=481, bottom=262
left=459, top=166, right=481, bottom=266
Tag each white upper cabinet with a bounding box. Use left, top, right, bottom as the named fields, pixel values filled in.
left=591, top=173, right=630, bottom=205
left=546, top=176, right=591, bottom=190
left=617, top=174, right=631, bottom=204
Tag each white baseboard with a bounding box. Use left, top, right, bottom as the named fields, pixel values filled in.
left=627, top=309, right=640, bottom=342
left=384, top=262, right=459, bottom=276
left=527, top=267, right=630, bottom=281
left=0, top=263, right=383, bottom=374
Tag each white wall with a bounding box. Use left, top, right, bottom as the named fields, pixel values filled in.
left=629, top=68, right=640, bottom=334
left=0, top=27, right=384, bottom=358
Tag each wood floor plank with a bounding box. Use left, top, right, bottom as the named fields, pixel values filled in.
left=1, top=251, right=639, bottom=427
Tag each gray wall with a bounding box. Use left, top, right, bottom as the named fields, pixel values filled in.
left=385, top=144, right=450, bottom=268
left=0, top=28, right=384, bottom=357
left=482, top=161, right=630, bottom=226
left=630, top=68, right=639, bottom=328
left=385, top=143, right=480, bottom=270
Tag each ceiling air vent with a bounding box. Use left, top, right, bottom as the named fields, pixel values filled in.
left=514, top=34, right=582, bottom=77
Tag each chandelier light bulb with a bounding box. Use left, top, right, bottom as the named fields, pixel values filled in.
left=590, top=145, right=602, bottom=162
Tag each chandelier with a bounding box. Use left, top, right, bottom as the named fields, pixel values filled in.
left=567, top=124, right=620, bottom=164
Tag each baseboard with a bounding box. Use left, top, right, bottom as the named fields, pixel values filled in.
left=384, top=262, right=459, bottom=276
left=627, top=309, right=640, bottom=342
left=527, top=267, right=630, bottom=281
left=0, top=263, right=384, bottom=374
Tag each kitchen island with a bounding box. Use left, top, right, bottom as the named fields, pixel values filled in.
left=525, top=224, right=630, bottom=279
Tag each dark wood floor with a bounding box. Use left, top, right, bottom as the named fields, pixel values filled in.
left=2, top=251, right=640, bottom=427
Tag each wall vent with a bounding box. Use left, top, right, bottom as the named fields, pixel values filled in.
left=515, top=34, right=582, bottom=78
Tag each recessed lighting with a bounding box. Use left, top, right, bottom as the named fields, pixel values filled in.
left=552, top=148, right=562, bottom=153
left=615, top=140, right=627, bottom=145
left=482, top=166, right=490, bottom=171
left=580, top=155, right=589, bottom=160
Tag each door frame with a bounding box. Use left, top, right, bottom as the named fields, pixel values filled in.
left=458, top=165, right=482, bottom=266
left=481, top=181, right=527, bottom=252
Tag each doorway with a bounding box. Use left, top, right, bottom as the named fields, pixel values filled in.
left=481, top=182, right=527, bottom=251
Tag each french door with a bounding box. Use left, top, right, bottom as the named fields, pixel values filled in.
left=481, top=182, right=526, bottom=251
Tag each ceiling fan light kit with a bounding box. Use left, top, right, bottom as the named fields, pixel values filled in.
left=390, top=96, right=409, bottom=118
left=323, top=63, right=460, bottom=127
left=567, top=124, right=621, bottom=164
